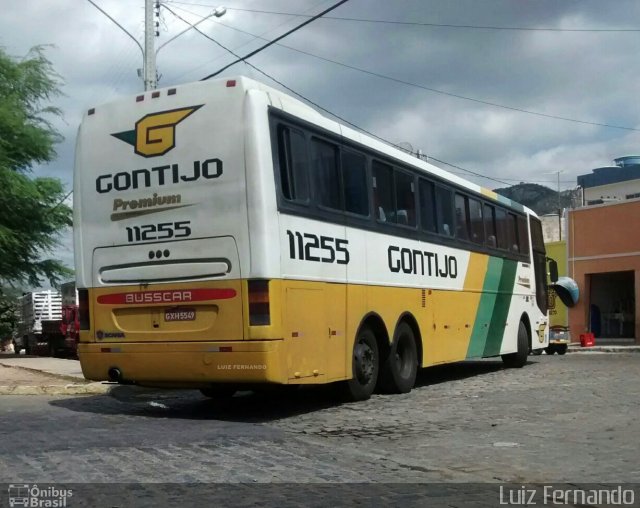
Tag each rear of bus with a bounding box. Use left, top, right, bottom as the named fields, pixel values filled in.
left=74, top=77, right=282, bottom=387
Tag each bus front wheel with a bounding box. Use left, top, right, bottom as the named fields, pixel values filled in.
left=379, top=322, right=418, bottom=394
left=340, top=326, right=379, bottom=402
left=502, top=321, right=529, bottom=368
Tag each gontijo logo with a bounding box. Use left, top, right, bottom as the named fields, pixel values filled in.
left=111, top=105, right=203, bottom=158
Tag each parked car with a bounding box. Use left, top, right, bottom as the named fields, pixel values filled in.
left=546, top=325, right=570, bottom=355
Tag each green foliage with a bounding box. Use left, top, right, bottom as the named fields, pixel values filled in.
left=0, top=46, right=72, bottom=288
left=0, top=288, right=20, bottom=339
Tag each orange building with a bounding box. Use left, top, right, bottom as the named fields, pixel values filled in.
left=567, top=199, right=640, bottom=343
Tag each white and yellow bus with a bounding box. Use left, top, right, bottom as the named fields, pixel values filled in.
left=74, top=76, right=554, bottom=401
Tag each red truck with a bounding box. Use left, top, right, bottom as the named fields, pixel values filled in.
left=60, top=281, right=79, bottom=357
left=29, top=282, right=79, bottom=358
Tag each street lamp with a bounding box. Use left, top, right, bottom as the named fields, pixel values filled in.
left=145, top=3, right=226, bottom=90
left=86, top=0, right=226, bottom=91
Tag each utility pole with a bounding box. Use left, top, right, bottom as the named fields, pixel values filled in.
left=144, top=0, right=159, bottom=90
left=87, top=0, right=226, bottom=91
left=556, top=170, right=562, bottom=241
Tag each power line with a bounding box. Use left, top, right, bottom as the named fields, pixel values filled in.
left=162, top=8, right=580, bottom=187
left=165, top=0, right=329, bottom=82
left=200, top=19, right=640, bottom=133
left=161, top=4, right=244, bottom=58
left=200, top=0, right=351, bottom=80
left=167, top=2, right=640, bottom=33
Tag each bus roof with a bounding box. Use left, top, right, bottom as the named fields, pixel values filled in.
left=85, top=75, right=536, bottom=217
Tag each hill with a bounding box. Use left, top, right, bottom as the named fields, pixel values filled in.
left=494, top=183, right=577, bottom=215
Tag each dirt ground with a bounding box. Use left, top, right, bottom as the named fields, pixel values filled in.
left=0, top=364, right=69, bottom=387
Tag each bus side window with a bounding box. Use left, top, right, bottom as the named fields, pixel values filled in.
left=395, top=171, right=416, bottom=227
left=419, top=179, right=437, bottom=233
left=517, top=215, right=530, bottom=256
left=373, top=160, right=395, bottom=223
left=341, top=150, right=369, bottom=216
left=312, top=138, right=341, bottom=210
left=508, top=213, right=519, bottom=252
left=495, top=208, right=509, bottom=250
left=484, top=203, right=497, bottom=247
left=455, top=193, right=469, bottom=241
left=277, top=125, right=309, bottom=202
left=435, top=185, right=454, bottom=236
left=468, top=197, right=484, bottom=244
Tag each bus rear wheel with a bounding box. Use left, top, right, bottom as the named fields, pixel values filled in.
left=379, top=321, right=418, bottom=393
left=340, top=326, right=379, bottom=402
left=502, top=321, right=529, bottom=368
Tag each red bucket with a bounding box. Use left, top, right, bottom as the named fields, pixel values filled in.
left=580, top=333, right=595, bottom=347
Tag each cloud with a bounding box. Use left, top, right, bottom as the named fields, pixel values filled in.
left=2, top=0, right=639, bottom=284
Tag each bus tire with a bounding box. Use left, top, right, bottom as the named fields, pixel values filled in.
left=502, top=321, right=528, bottom=368
left=200, top=386, right=236, bottom=399
left=556, top=345, right=568, bottom=355
left=340, top=326, right=379, bottom=402
left=379, top=321, right=418, bottom=394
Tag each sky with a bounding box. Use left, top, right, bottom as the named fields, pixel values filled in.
left=1, top=0, right=640, bottom=283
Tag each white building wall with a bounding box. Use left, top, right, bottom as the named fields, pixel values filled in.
left=584, top=179, right=640, bottom=203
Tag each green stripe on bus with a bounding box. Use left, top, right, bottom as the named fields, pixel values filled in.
left=494, top=194, right=525, bottom=213
left=483, top=259, right=518, bottom=357
left=466, top=257, right=503, bottom=358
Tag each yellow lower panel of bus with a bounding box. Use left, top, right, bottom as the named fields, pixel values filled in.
left=78, top=340, right=289, bottom=386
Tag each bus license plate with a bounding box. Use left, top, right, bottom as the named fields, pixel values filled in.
left=165, top=308, right=196, bottom=322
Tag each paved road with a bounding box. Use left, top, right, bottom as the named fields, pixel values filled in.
left=1, top=354, right=638, bottom=506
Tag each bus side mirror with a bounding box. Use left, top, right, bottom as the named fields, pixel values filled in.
left=550, top=277, right=579, bottom=308
left=548, top=258, right=558, bottom=283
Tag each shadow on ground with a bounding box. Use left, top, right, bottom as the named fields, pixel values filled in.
left=49, top=359, right=514, bottom=423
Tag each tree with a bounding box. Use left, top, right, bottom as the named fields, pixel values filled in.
left=0, top=46, right=72, bottom=290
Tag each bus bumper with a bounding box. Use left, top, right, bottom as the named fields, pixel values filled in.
left=78, top=340, right=287, bottom=387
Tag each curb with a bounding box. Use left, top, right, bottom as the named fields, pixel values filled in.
left=0, top=382, right=111, bottom=396
left=0, top=363, right=111, bottom=395
left=568, top=346, right=640, bottom=353
left=0, top=363, right=84, bottom=383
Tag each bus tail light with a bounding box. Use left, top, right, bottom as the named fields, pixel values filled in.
left=79, top=289, right=90, bottom=330
left=248, top=280, right=270, bottom=326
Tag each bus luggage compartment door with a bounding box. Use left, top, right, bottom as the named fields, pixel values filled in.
left=90, top=236, right=244, bottom=342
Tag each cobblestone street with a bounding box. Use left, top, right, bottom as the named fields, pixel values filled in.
left=1, top=354, right=638, bottom=504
